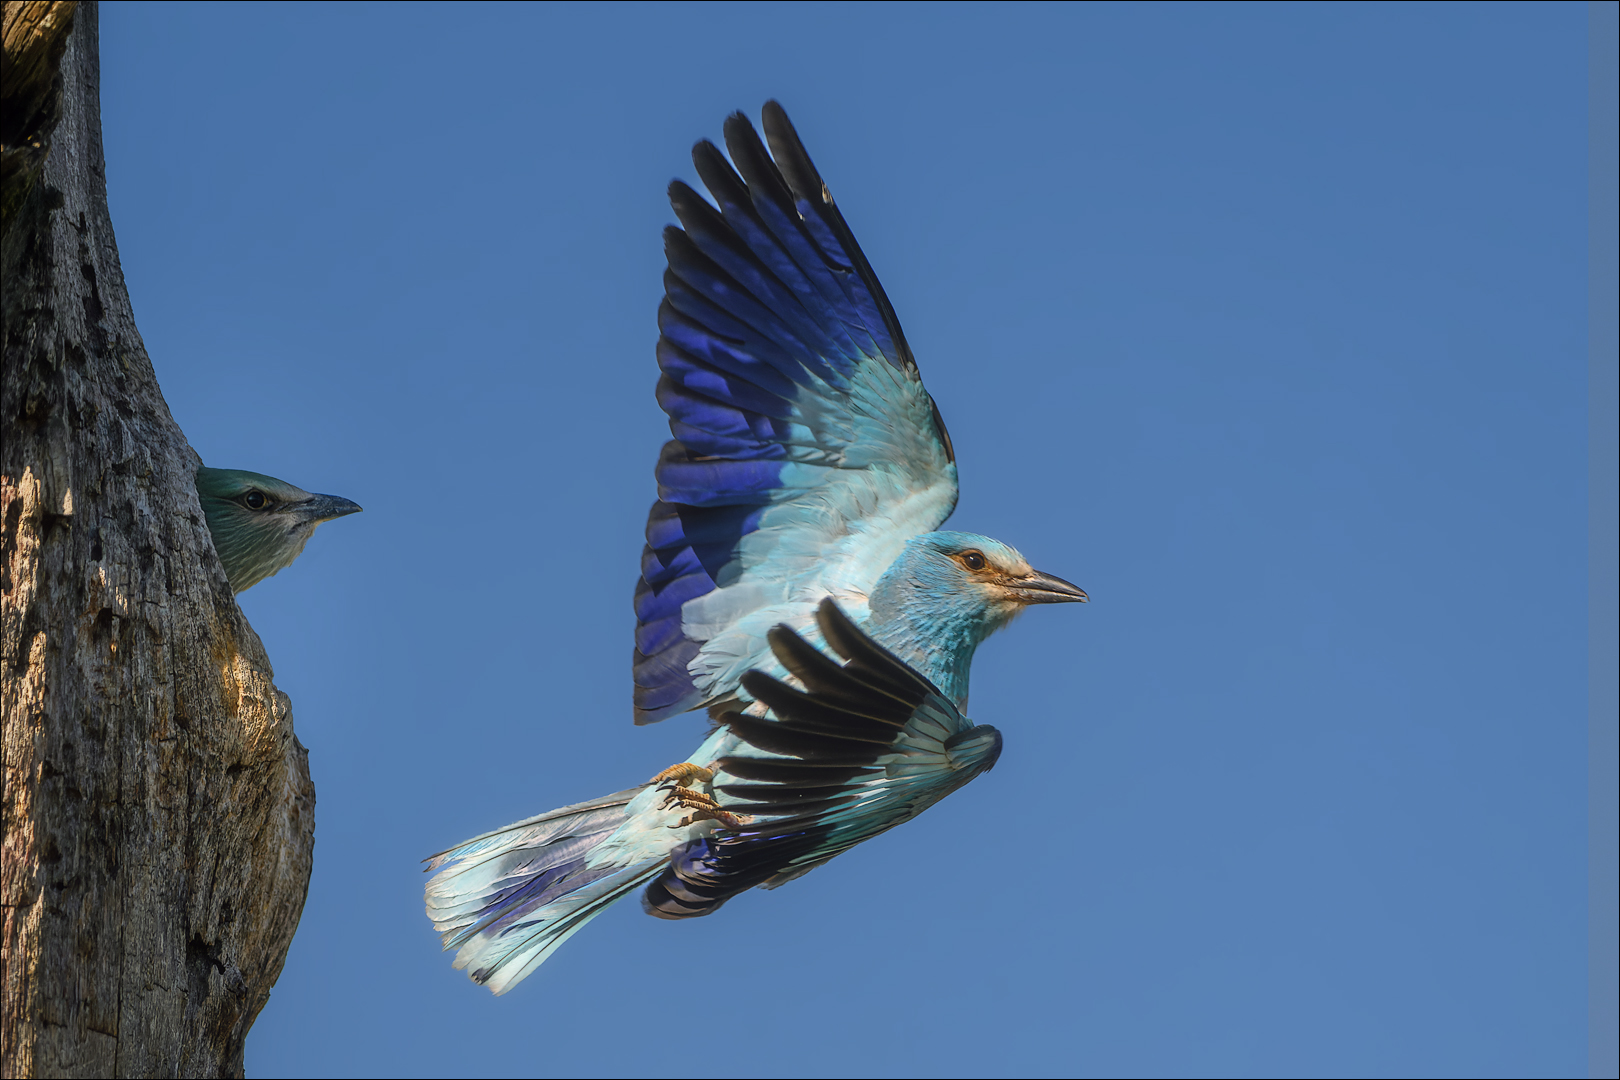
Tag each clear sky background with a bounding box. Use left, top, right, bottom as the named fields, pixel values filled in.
left=96, top=4, right=1593, bottom=1077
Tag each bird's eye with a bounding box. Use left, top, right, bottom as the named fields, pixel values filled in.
left=242, top=490, right=269, bottom=510
left=960, top=550, right=987, bottom=571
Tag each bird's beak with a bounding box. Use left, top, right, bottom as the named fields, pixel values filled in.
left=1005, top=568, right=1088, bottom=604
left=302, top=493, right=363, bottom=523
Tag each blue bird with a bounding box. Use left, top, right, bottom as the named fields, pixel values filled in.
left=195, top=466, right=362, bottom=592
left=424, top=102, right=1086, bottom=993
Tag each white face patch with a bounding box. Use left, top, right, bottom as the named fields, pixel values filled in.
left=986, top=552, right=1032, bottom=579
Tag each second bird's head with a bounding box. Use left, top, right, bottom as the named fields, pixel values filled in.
left=195, top=466, right=362, bottom=594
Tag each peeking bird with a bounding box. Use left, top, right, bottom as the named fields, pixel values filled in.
left=424, top=102, right=1088, bottom=994
left=195, top=466, right=362, bottom=593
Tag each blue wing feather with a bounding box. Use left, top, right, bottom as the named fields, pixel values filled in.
left=655, top=344, right=798, bottom=422
left=692, top=144, right=870, bottom=367
left=671, top=184, right=857, bottom=381
left=634, top=103, right=958, bottom=724
left=664, top=228, right=839, bottom=387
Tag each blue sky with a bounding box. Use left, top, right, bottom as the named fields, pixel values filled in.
left=98, top=3, right=1589, bottom=1077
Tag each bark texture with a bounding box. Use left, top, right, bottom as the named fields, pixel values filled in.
left=2, top=4, right=315, bottom=1076
left=0, top=1, right=74, bottom=232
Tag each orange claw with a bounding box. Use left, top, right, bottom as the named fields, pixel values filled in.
left=650, top=762, right=715, bottom=788
left=670, top=807, right=755, bottom=830
left=659, top=785, right=753, bottom=830
left=661, top=787, right=721, bottom=813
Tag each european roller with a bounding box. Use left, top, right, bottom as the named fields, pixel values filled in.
left=195, top=466, right=362, bottom=593
left=424, top=102, right=1087, bottom=994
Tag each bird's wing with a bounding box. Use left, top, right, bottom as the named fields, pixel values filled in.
left=634, top=102, right=959, bottom=725
left=643, top=599, right=1001, bottom=918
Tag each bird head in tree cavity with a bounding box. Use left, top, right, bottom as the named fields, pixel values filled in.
left=194, top=466, right=362, bottom=593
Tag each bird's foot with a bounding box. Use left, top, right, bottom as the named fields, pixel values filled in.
left=650, top=762, right=714, bottom=788
left=672, top=807, right=753, bottom=830
left=660, top=786, right=720, bottom=813
left=661, top=785, right=752, bottom=830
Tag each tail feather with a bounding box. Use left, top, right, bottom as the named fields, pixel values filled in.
left=435, top=831, right=619, bottom=948
left=456, top=861, right=665, bottom=994
left=425, top=787, right=660, bottom=993
left=424, top=788, right=639, bottom=873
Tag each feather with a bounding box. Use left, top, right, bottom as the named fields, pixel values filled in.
left=633, top=104, right=959, bottom=724
left=641, top=600, right=1000, bottom=919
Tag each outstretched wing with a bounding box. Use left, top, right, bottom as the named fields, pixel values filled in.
left=633, top=102, right=959, bottom=725
left=643, top=599, right=1002, bottom=918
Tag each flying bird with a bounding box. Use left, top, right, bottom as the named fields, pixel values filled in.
left=424, top=102, right=1087, bottom=994
left=195, top=466, right=362, bottom=593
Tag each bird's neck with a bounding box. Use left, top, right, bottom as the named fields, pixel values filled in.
left=865, top=580, right=1010, bottom=712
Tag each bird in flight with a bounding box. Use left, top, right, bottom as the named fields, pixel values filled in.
left=425, top=101, right=1087, bottom=994
left=195, top=466, right=362, bottom=592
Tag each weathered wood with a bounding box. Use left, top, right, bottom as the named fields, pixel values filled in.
left=2, top=3, right=315, bottom=1076
left=0, top=1, right=75, bottom=232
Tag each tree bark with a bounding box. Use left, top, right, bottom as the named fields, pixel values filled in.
left=1, top=4, right=315, bottom=1076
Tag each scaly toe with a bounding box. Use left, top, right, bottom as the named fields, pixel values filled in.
left=669, top=807, right=755, bottom=830
left=660, top=788, right=721, bottom=813
left=650, top=762, right=715, bottom=788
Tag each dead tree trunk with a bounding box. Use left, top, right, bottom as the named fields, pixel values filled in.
left=2, top=4, right=315, bottom=1075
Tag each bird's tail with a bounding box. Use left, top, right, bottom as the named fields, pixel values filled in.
left=424, top=787, right=663, bottom=995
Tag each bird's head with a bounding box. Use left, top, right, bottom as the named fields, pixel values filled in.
left=870, top=530, right=1087, bottom=650
left=195, top=466, right=362, bottom=593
